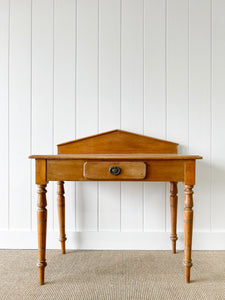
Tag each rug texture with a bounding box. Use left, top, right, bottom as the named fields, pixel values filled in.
left=0, top=250, right=225, bottom=299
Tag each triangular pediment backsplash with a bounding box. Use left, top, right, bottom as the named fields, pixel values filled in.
left=57, top=129, right=178, bottom=154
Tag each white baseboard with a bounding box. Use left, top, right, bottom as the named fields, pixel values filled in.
left=0, top=230, right=225, bottom=250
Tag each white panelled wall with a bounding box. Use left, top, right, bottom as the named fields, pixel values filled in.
left=0, top=0, right=225, bottom=250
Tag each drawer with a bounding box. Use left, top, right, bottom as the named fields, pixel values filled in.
left=83, top=161, right=147, bottom=180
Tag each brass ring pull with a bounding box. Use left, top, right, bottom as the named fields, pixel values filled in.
left=109, top=166, right=121, bottom=176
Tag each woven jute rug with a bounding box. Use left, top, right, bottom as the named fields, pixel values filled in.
left=0, top=250, right=225, bottom=299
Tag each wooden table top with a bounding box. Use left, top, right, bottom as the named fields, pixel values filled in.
left=29, top=153, right=202, bottom=160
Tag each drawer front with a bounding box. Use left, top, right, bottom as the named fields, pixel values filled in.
left=83, top=161, right=147, bottom=180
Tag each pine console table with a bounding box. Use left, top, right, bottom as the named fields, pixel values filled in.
left=29, top=129, right=202, bottom=285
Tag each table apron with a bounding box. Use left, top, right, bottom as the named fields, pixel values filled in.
left=45, top=159, right=185, bottom=182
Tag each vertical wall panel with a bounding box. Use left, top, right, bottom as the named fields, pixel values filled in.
left=32, top=0, right=54, bottom=230
left=167, top=0, right=189, bottom=150
left=99, top=0, right=120, bottom=132
left=189, top=0, right=211, bottom=231
left=76, top=0, right=98, bottom=138
left=0, top=0, right=9, bottom=229
left=98, top=0, right=121, bottom=231
left=144, top=0, right=166, bottom=139
left=121, top=0, right=144, bottom=231
left=166, top=0, right=189, bottom=232
left=54, top=0, right=76, bottom=148
left=76, top=0, right=98, bottom=231
left=53, top=0, right=76, bottom=231
left=9, top=0, right=31, bottom=229
left=211, top=0, right=225, bottom=231
left=121, top=0, right=144, bottom=134
left=144, top=0, right=166, bottom=232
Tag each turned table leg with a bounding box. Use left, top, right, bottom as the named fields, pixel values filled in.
left=183, top=184, right=194, bottom=283
left=57, top=181, right=67, bottom=254
left=37, top=184, right=47, bottom=285
left=170, top=182, right=178, bottom=254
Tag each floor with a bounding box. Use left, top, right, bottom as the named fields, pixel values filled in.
left=0, top=250, right=225, bottom=299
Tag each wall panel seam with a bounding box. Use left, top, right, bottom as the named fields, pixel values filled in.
left=52, top=0, right=55, bottom=231
left=164, top=0, right=168, bottom=232
left=30, top=0, right=33, bottom=230
left=75, top=0, right=78, bottom=232
left=97, top=0, right=100, bottom=232
left=188, top=0, right=190, bottom=153
left=210, top=0, right=213, bottom=232
left=142, top=0, right=145, bottom=233
left=119, top=0, right=122, bottom=232
left=7, top=0, right=11, bottom=231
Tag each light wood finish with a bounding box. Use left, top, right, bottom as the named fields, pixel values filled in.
left=37, top=184, right=47, bottom=285
left=183, top=185, right=194, bottom=283
left=29, top=130, right=202, bottom=284
left=170, top=182, right=178, bottom=254
left=30, top=154, right=201, bottom=160
left=57, top=181, right=67, bottom=254
left=147, top=160, right=184, bottom=182
left=57, top=129, right=178, bottom=154
left=184, top=160, right=196, bottom=185
left=36, top=159, right=47, bottom=184
left=46, top=160, right=185, bottom=182
left=84, top=161, right=146, bottom=180
left=47, top=160, right=84, bottom=181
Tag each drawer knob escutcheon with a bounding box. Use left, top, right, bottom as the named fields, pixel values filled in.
left=109, top=166, right=121, bottom=176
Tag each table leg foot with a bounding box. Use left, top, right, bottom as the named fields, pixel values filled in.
left=60, top=242, right=66, bottom=254
left=185, top=266, right=191, bottom=283
left=57, top=181, right=67, bottom=254
left=38, top=262, right=47, bottom=285
left=39, top=269, right=44, bottom=285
